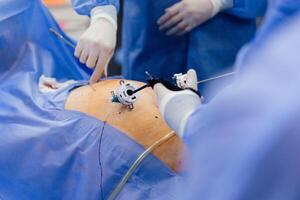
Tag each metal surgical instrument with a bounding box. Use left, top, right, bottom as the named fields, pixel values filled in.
left=49, top=28, right=76, bottom=49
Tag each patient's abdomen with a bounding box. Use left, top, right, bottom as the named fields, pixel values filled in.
left=65, top=79, right=186, bottom=172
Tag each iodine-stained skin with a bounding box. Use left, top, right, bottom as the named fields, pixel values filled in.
left=0, top=1, right=183, bottom=199
left=65, top=79, right=187, bottom=172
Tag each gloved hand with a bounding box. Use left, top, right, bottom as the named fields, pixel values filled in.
left=154, top=69, right=202, bottom=137
left=75, top=5, right=117, bottom=84
left=158, top=0, right=233, bottom=36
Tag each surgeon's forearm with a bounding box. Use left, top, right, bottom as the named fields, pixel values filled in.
left=91, top=5, right=118, bottom=29
left=211, top=0, right=234, bottom=14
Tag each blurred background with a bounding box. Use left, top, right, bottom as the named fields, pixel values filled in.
left=43, top=0, right=123, bottom=76
left=43, top=0, right=263, bottom=78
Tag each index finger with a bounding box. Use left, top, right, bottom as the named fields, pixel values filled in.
left=89, top=51, right=112, bottom=84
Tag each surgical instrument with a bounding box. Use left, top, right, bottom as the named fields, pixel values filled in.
left=173, top=71, right=235, bottom=89
left=128, top=71, right=235, bottom=96
left=49, top=28, right=76, bottom=49
left=111, top=80, right=139, bottom=110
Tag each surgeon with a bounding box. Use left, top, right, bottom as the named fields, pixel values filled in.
left=153, top=0, right=300, bottom=139
left=154, top=0, right=300, bottom=199
left=71, top=0, right=266, bottom=93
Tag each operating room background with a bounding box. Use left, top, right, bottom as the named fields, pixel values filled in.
left=44, top=0, right=124, bottom=76
left=44, top=0, right=264, bottom=79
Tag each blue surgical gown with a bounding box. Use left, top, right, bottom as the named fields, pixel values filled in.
left=234, top=0, right=300, bottom=72
left=71, top=0, right=120, bottom=15
left=71, top=0, right=267, bottom=95
left=180, top=0, right=300, bottom=199
left=0, top=1, right=180, bottom=199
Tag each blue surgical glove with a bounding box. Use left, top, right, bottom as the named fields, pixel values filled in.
left=158, top=0, right=233, bottom=36
left=154, top=69, right=202, bottom=137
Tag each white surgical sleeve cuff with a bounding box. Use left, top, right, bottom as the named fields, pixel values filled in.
left=90, top=5, right=118, bottom=30
left=160, top=90, right=202, bottom=138
left=210, top=0, right=234, bottom=17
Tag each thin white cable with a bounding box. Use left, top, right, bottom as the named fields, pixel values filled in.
left=107, top=131, right=176, bottom=200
